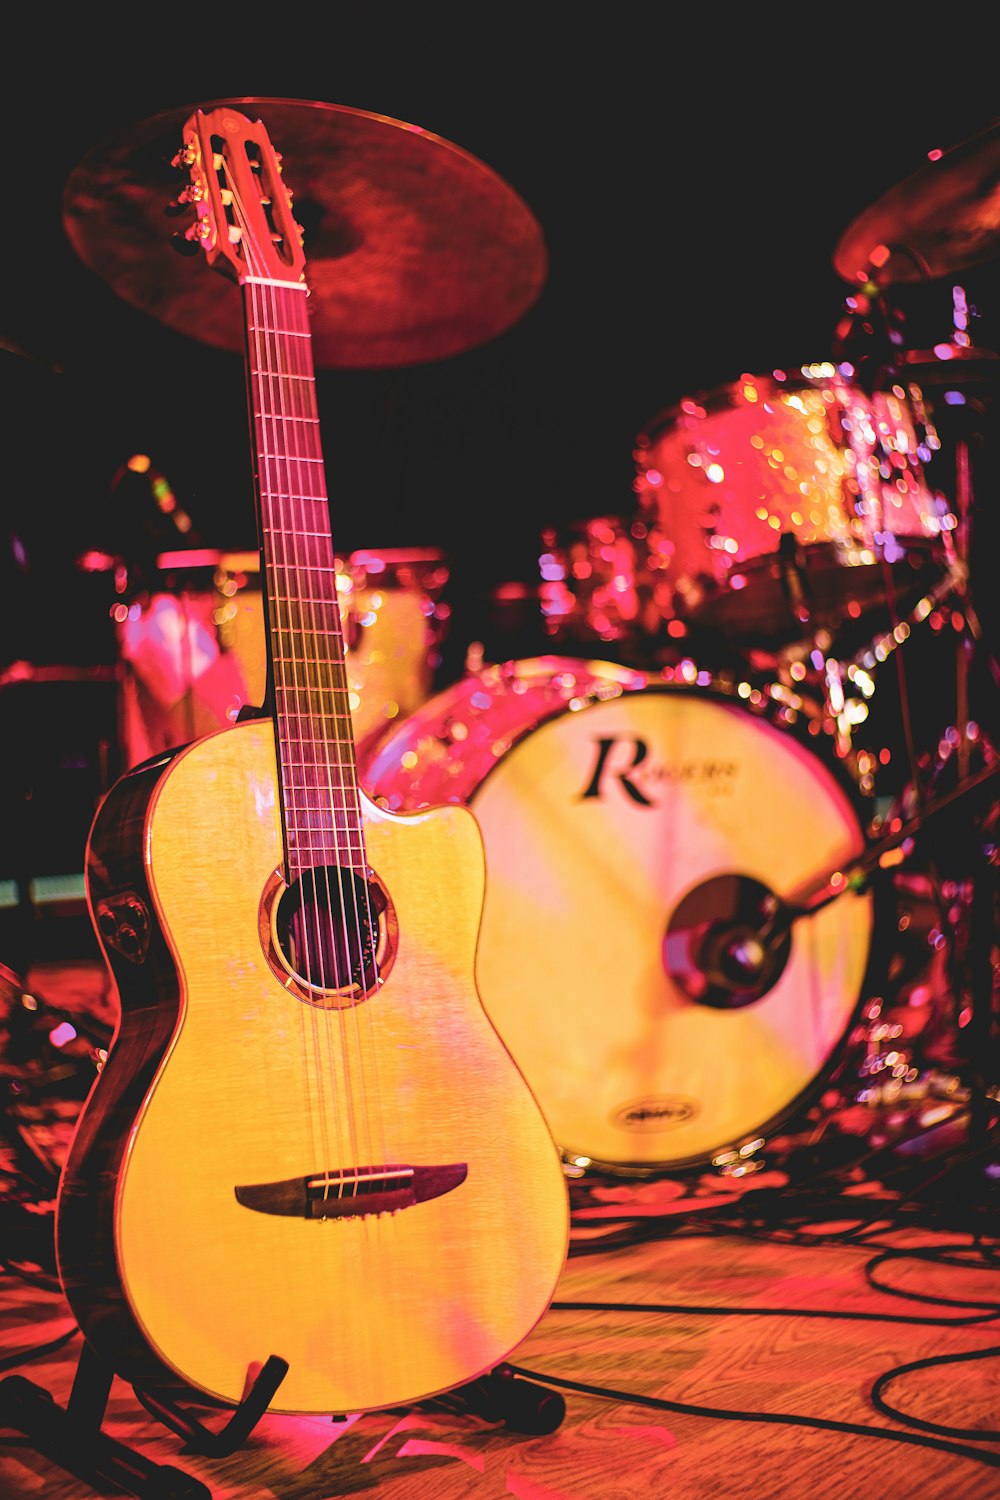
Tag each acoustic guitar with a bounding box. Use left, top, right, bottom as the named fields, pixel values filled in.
left=55, top=104, right=569, bottom=1416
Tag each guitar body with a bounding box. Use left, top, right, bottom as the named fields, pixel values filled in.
left=57, top=720, right=569, bottom=1414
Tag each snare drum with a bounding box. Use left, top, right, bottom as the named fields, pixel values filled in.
left=361, top=655, right=876, bottom=1173
left=634, top=363, right=953, bottom=642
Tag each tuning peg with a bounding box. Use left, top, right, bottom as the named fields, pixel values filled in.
left=170, top=233, right=202, bottom=258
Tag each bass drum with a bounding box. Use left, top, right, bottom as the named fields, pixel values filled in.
left=361, top=656, right=876, bottom=1175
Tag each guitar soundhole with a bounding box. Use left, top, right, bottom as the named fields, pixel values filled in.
left=273, top=867, right=388, bottom=1001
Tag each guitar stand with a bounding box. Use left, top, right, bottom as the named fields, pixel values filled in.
left=0, top=1336, right=288, bottom=1499
left=2, top=1339, right=564, bottom=1498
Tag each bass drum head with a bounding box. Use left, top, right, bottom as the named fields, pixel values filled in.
left=362, top=657, right=875, bottom=1174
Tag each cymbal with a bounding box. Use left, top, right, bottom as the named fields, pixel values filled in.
left=833, top=117, right=1000, bottom=286
left=63, top=96, right=548, bottom=369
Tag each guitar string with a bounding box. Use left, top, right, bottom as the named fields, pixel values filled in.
left=255, top=271, right=355, bottom=1196
left=267, top=272, right=370, bottom=1196
left=232, top=166, right=342, bottom=1200
left=283, top=266, right=392, bottom=1213
left=249, top=251, right=388, bottom=1207
left=250, top=271, right=340, bottom=1194
left=234, top=192, right=328, bottom=1191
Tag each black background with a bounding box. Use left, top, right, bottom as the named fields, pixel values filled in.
left=1, top=16, right=999, bottom=980
left=2, top=20, right=1000, bottom=703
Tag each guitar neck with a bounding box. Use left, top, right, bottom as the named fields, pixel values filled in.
left=244, top=276, right=363, bottom=881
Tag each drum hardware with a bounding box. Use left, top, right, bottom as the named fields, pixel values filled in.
left=833, top=116, right=1000, bottom=751
left=533, top=513, right=786, bottom=681
left=671, top=748, right=996, bottom=1029
left=62, top=96, right=547, bottom=370
left=759, top=559, right=972, bottom=804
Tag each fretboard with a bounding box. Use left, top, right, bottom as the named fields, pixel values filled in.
left=243, top=275, right=363, bottom=881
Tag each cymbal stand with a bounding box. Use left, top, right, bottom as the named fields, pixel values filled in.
left=847, top=332, right=1000, bottom=1133
left=904, top=347, right=1000, bottom=1126
left=764, top=352, right=1000, bottom=1134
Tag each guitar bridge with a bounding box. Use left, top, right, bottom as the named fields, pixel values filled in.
left=234, top=1162, right=467, bottom=1219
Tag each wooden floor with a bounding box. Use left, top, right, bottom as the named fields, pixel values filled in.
left=1, top=960, right=998, bottom=1500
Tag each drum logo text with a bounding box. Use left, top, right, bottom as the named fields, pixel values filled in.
left=612, top=1096, right=698, bottom=1131
left=580, top=737, right=739, bottom=804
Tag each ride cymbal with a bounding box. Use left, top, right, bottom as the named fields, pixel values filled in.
left=62, top=96, right=548, bottom=368
left=833, top=116, right=1000, bottom=286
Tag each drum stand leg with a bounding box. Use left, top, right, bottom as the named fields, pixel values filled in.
left=950, top=798, right=1000, bottom=1144
left=928, top=436, right=1000, bottom=1137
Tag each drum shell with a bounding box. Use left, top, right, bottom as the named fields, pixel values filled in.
left=536, top=516, right=667, bottom=661
left=633, top=365, right=953, bottom=642
left=362, top=655, right=879, bottom=1173
left=115, top=547, right=450, bottom=768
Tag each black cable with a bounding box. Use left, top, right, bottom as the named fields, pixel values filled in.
left=1, top=1262, right=61, bottom=1294
left=566, top=1106, right=1000, bottom=1255
left=549, top=1297, right=999, bottom=1328
left=550, top=1230, right=1000, bottom=1460
left=503, top=1361, right=1000, bottom=1470
left=864, top=1243, right=1000, bottom=1309
left=871, top=1343, right=1000, bottom=1439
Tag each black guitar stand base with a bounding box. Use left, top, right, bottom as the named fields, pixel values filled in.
left=0, top=1337, right=288, bottom=1499
left=1, top=1338, right=564, bottom=1497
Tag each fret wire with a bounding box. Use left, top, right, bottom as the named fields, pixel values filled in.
left=278, top=772, right=357, bottom=781
left=278, top=775, right=358, bottom=786
left=259, top=528, right=331, bottom=539
left=278, top=776, right=358, bottom=786
left=286, top=849, right=366, bottom=858
left=286, top=847, right=366, bottom=859
left=266, top=570, right=343, bottom=581
left=274, top=725, right=355, bottom=736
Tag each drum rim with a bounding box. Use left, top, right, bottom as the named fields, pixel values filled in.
left=633, top=361, right=889, bottom=450
left=449, top=655, right=875, bottom=833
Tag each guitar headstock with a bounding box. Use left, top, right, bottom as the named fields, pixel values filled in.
left=172, top=106, right=307, bottom=285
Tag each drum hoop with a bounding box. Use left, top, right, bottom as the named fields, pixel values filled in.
left=634, top=364, right=881, bottom=448
left=457, top=657, right=873, bottom=838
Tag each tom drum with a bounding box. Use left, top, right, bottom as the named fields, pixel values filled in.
left=633, top=363, right=954, bottom=643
